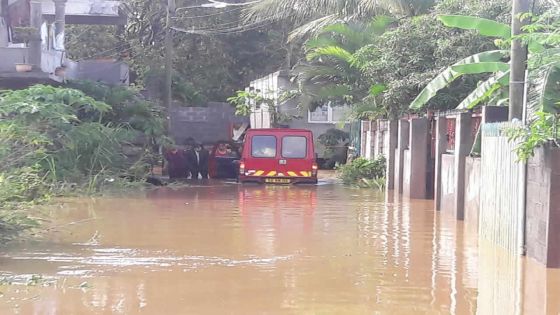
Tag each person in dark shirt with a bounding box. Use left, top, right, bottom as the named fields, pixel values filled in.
left=164, top=146, right=187, bottom=179
left=187, top=143, right=209, bottom=179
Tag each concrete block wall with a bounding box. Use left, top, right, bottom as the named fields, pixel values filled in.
left=0, top=47, right=28, bottom=71
left=526, top=146, right=560, bottom=268
left=66, top=60, right=129, bottom=85
left=170, top=102, right=248, bottom=145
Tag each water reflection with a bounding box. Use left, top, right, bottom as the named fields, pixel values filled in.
left=0, top=183, right=559, bottom=314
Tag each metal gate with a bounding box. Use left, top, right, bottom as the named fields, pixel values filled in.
left=479, top=122, right=525, bottom=255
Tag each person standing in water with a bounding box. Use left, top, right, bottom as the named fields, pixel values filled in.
left=164, top=145, right=188, bottom=179
left=187, top=143, right=209, bottom=179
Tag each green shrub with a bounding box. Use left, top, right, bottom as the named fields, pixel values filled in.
left=0, top=84, right=164, bottom=242
left=0, top=167, right=46, bottom=242
left=0, top=167, right=49, bottom=204
left=67, top=80, right=167, bottom=141
left=338, top=156, right=386, bottom=188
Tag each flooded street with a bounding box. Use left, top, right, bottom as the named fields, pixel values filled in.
left=1, top=181, right=560, bottom=314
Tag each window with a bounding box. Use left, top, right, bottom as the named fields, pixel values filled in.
left=309, top=105, right=329, bottom=122
left=331, top=105, right=348, bottom=122
left=251, top=136, right=277, bottom=158
left=308, top=103, right=350, bottom=123
left=282, top=136, right=307, bottom=158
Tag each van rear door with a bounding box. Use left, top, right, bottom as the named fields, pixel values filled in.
left=278, top=133, right=314, bottom=177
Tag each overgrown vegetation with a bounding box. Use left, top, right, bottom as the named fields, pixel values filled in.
left=318, top=129, right=349, bottom=168
left=507, top=112, right=560, bottom=162
left=0, top=83, right=165, bottom=242
left=338, top=156, right=386, bottom=189
left=505, top=6, right=560, bottom=160
left=227, top=90, right=295, bottom=125
left=65, top=0, right=292, bottom=102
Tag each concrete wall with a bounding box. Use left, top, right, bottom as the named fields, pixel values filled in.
left=0, top=47, right=28, bottom=71
left=41, top=49, right=64, bottom=74
left=66, top=60, right=129, bottom=85
left=440, top=154, right=455, bottom=214
left=403, top=150, right=411, bottom=196
left=358, top=119, right=390, bottom=161
left=170, top=102, right=248, bottom=145
left=394, top=120, right=409, bottom=195
left=403, top=118, right=429, bottom=199
left=385, top=120, right=398, bottom=190
left=526, top=146, right=560, bottom=268
left=464, top=157, right=481, bottom=230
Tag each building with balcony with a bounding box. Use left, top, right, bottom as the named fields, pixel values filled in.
left=0, top=0, right=128, bottom=88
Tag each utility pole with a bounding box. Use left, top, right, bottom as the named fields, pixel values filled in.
left=509, top=0, right=533, bottom=121
left=165, top=0, right=176, bottom=130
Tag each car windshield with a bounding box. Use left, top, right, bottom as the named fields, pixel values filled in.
left=251, top=136, right=276, bottom=158
left=282, top=136, right=307, bottom=158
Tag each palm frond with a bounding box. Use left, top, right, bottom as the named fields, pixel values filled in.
left=292, top=64, right=342, bottom=82
left=366, top=15, right=397, bottom=34
left=305, top=35, right=340, bottom=51
left=358, top=0, right=434, bottom=17
left=306, top=46, right=354, bottom=63
left=288, top=15, right=341, bottom=42
left=243, top=0, right=350, bottom=23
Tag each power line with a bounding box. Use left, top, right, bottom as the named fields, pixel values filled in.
left=75, top=10, right=246, bottom=61
left=75, top=28, right=168, bottom=61
left=73, top=5, right=277, bottom=62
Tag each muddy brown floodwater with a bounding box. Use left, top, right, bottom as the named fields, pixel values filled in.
left=1, top=181, right=560, bottom=314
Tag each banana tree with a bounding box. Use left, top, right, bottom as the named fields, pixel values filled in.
left=409, top=15, right=512, bottom=110
left=410, top=13, right=560, bottom=113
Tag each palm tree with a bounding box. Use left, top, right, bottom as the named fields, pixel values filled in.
left=292, top=18, right=392, bottom=110
left=243, top=0, right=434, bottom=40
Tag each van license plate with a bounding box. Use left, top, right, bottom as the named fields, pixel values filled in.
left=265, top=178, right=291, bottom=184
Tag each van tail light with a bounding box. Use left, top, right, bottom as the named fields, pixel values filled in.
left=312, top=162, right=318, bottom=177
left=239, top=161, right=246, bottom=175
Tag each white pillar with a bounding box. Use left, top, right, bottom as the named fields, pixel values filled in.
left=53, top=0, right=67, bottom=51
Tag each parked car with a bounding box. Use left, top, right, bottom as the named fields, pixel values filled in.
left=208, top=141, right=241, bottom=179
left=238, top=129, right=318, bottom=184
